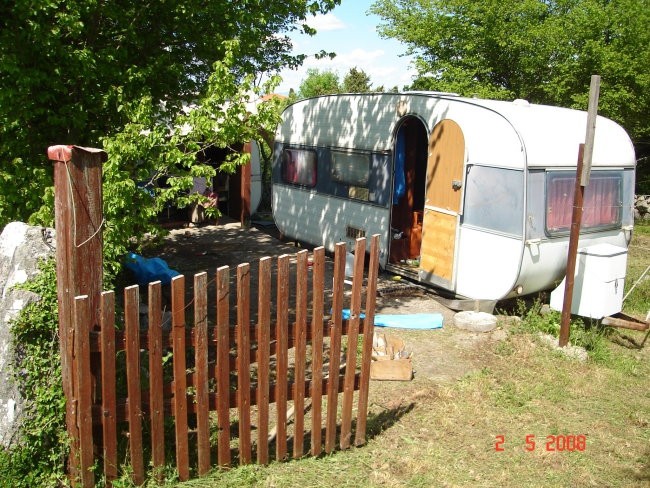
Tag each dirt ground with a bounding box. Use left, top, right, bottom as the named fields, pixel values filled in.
left=153, top=217, right=511, bottom=386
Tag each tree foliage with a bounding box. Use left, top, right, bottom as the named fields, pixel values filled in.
left=297, top=68, right=342, bottom=98
left=0, top=0, right=340, bottom=230
left=99, top=46, right=285, bottom=280
left=370, top=0, right=650, bottom=143
left=295, top=67, right=378, bottom=99
left=342, top=67, right=373, bottom=93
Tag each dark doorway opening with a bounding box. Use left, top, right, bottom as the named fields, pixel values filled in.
left=389, top=117, right=427, bottom=265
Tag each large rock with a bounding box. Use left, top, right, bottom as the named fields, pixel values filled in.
left=0, top=222, right=55, bottom=447
left=635, top=195, right=650, bottom=221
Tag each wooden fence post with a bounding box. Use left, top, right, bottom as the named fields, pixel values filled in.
left=48, top=145, right=106, bottom=485
left=240, top=142, right=252, bottom=227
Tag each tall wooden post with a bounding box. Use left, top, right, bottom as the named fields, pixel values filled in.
left=47, top=145, right=106, bottom=485
left=240, top=142, right=252, bottom=227
left=559, top=145, right=585, bottom=347
left=559, top=75, right=600, bottom=347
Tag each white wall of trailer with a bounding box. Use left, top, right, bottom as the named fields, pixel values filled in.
left=273, top=93, right=636, bottom=300
left=272, top=185, right=391, bottom=264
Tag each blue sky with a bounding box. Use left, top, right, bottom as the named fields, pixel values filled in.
left=275, top=1, right=416, bottom=94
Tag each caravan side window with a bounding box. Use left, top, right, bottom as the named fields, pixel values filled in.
left=331, top=150, right=370, bottom=187
left=281, top=149, right=317, bottom=187
left=463, top=166, right=523, bottom=236
left=546, top=171, right=622, bottom=235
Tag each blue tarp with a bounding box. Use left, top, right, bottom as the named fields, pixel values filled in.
left=374, top=313, right=444, bottom=329
left=342, top=309, right=444, bottom=329
left=124, top=252, right=180, bottom=286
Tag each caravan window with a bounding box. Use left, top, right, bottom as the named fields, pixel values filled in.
left=281, top=149, right=317, bottom=187
left=546, top=171, right=622, bottom=235
left=463, top=166, right=523, bottom=235
left=331, top=150, right=370, bottom=187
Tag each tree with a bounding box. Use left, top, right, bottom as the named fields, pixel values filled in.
left=298, top=68, right=341, bottom=98
left=342, top=67, right=372, bottom=93
left=370, top=0, right=650, bottom=143
left=99, top=46, right=286, bottom=279
left=0, top=0, right=340, bottom=230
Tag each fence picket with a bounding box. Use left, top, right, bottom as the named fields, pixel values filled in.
left=62, top=238, right=378, bottom=484
left=100, top=291, right=117, bottom=486
left=326, top=243, right=346, bottom=453
left=124, top=285, right=144, bottom=485
left=275, top=254, right=290, bottom=460
left=195, top=272, right=211, bottom=475
left=147, top=281, right=165, bottom=481
left=74, top=295, right=94, bottom=488
left=171, top=275, right=190, bottom=481
left=215, top=266, right=231, bottom=466
left=293, top=250, right=309, bottom=458
left=310, top=247, right=325, bottom=456
left=257, top=257, right=272, bottom=464
left=355, top=234, right=380, bottom=446
left=237, top=263, right=252, bottom=464
left=341, top=239, right=366, bottom=449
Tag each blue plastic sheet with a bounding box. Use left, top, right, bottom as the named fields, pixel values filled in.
left=124, top=252, right=180, bottom=286
left=374, top=313, right=444, bottom=329
left=342, top=309, right=366, bottom=320
left=341, top=309, right=444, bottom=329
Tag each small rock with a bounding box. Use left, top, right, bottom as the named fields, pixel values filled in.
left=538, top=333, right=588, bottom=361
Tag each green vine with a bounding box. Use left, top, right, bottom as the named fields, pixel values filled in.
left=0, top=259, right=68, bottom=487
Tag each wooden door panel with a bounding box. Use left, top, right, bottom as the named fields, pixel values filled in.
left=419, top=211, right=456, bottom=281
left=425, top=121, right=465, bottom=212
left=419, top=120, right=465, bottom=286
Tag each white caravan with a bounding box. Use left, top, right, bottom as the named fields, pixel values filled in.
left=271, top=93, right=636, bottom=304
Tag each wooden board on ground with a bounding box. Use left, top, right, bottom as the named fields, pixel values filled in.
left=370, top=358, right=413, bottom=381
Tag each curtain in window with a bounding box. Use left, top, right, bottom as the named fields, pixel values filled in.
left=546, top=173, right=621, bottom=233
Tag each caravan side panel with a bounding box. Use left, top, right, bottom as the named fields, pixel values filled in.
left=272, top=185, right=390, bottom=264
left=455, top=229, right=523, bottom=299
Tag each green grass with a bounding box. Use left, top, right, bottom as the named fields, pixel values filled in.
left=175, top=331, right=649, bottom=487
left=624, top=222, right=650, bottom=318
left=169, top=315, right=649, bottom=484
left=111, top=224, right=650, bottom=487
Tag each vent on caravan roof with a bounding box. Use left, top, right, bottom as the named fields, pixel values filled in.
left=346, top=226, right=366, bottom=240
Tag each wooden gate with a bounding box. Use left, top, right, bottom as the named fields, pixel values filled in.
left=47, top=145, right=380, bottom=487
left=70, top=236, right=379, bottom=486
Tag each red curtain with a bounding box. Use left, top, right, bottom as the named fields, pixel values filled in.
left=546, top=174, right=620, bottom=233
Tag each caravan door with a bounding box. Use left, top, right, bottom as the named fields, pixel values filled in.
left=419, top=119, right=465, bottom=289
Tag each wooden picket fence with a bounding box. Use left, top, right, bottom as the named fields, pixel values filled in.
left=69, top=236, right=379, bottom=486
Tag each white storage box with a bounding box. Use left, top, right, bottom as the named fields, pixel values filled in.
left=550, top=243, right=628, bottom=319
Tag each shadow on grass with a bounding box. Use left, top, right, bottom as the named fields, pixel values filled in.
left=610, top=329, right=650, bottom=349
left=239, top=401, right=416, bottom=464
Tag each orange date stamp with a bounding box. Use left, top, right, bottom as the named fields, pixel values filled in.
left=495, top=434, right=587, bottom=452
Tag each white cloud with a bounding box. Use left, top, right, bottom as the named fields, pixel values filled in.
left=306, top=13, right=346, bottom=32
left=275, top=48, right=415, bottom=94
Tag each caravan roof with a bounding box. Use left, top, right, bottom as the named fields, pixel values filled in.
left=276, top=93, right=635, bottom=170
